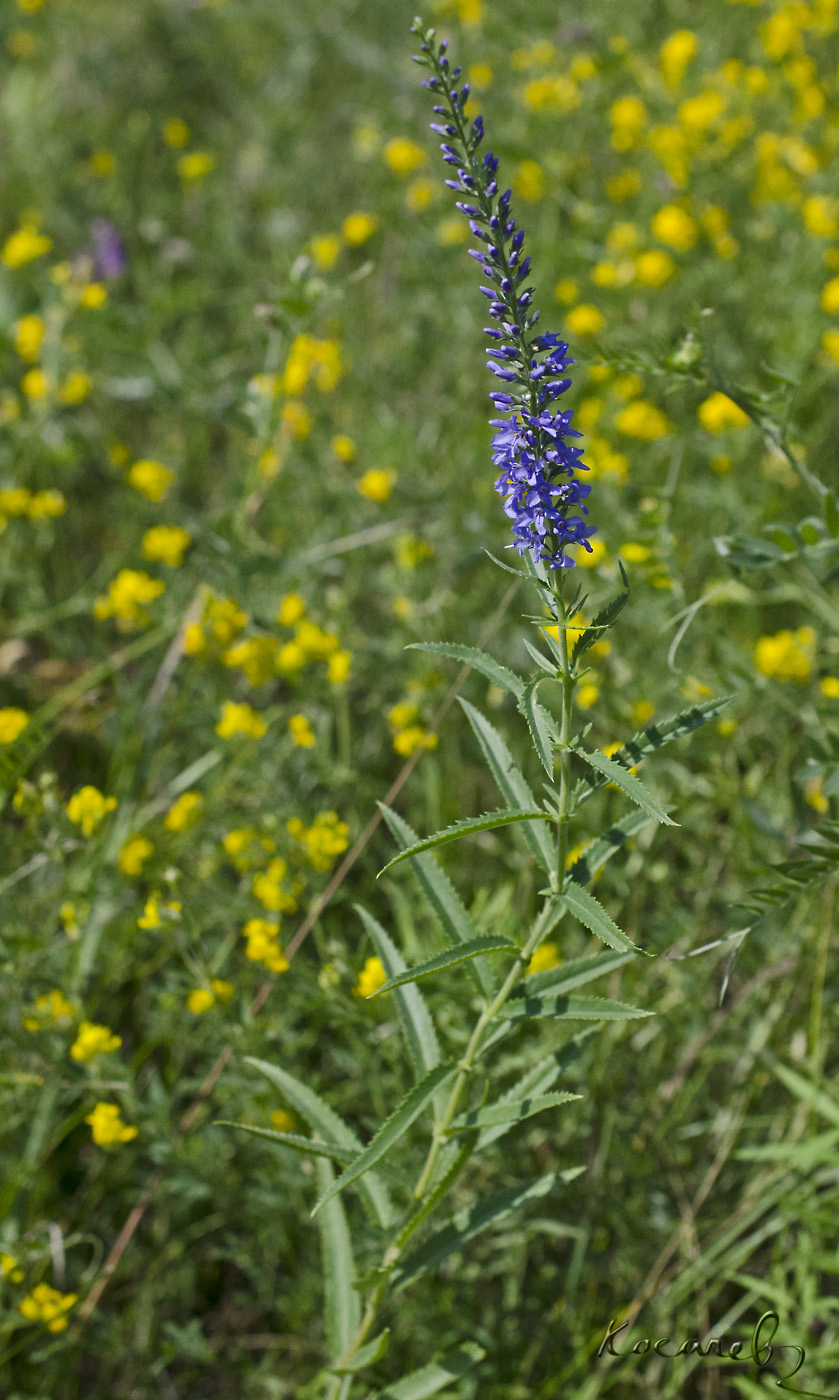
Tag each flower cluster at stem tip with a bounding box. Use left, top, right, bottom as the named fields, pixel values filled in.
left=412, top=21, right=595, bottom=570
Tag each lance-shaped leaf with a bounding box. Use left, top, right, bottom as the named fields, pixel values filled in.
left=406, top=641, right=524, bottom=699
left=316, top=1157, right=361, bottom=1365
left=512, top=948, right=637, bottom=1001
left=459, top=699, right=555, bottom=873
left=369, top=1341, right=486, bottom=1399
left=390, top=1167, right=585, bottom=1292
left=245, top=1057, right=394, bottom=1228
left=765, top=1057, right=839, bottom=1128
left=378, top=804, right=494, bottom=997
left=354, top=905, right=440, bottom=1079
left=329, top=1328, right=390, bottom=1374
left=477, top=1032, right=597, bottom=1149
left=312, top=1063, right=455, bottom=1217
left=497, top=992, right=651, bottom=1023
left=378, top=808, right=557, bottom=876
left=519, top=677, right=555, bottom=778
left=561, top=880, right=642, bottom=953
left=523, top=637, right=558, bottom=675
left=449, top=1090, right=581, bottom=1135
left=215, top=1121, right=355, bottom=1164
left=369, top=936, right=517, bottom=997
left=576, top=748, right=676, bottom=826
left=570, top=583, right=629, bottom=669
left=575, top=697, right=732, bottom=805
left=568, top=810, right=658, bottom=887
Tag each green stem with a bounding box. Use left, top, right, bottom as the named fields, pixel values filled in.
left=554, top=575, right=573, bottom=894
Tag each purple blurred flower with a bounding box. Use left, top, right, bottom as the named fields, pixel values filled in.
left=91, top=219, right=126, bottom=279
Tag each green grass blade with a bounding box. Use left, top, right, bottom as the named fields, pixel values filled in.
left=765, top=1057, right=839, bottom=1128
left=312, top=1063, right=455, bottom=1217
left=368, top=936, right=517, bottom=997
left=354, top=905, right=441, bottom=1078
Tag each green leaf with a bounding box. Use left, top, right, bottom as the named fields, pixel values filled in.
left=245, top=1058, right=394, bottom=1228
left=825, top=493, right=839, bottom=539
left=377, top=804, right=494, bottom=997
left=214, top=1121, right=355, bottom=1164
left=459, top=699, right=555, bottom=874
left=312, top=1063, right=455, bottom=1216
left=449, top=1090, right=581, bottom=1134
left=561, top=880, right=642, bottom=953
left=369, top=936, right=517, bottom=997
left=576, top=749, right=676, bottom=826
left=378, top=808, right=556, bottom=876
left=354, top=906, right=441, bottom=1078
left=766, top=1058, right=839, bottom=1128
left=369, top=1342, right=485, bottom=1399
left=329, top=1329, right=390, bottom=1374
left=391, top=1168, right=585, bottom=1292
left=316, top=1157, right=361, bottom=1363
left=570, top=584, right=629, bottom=669
left=475, top=1033, right=597, bottom=1149
left=519, top=678, right=555, bottom=778
left=735, top=1129, right=839, bottom=1166
left=522, top=637, right=558, bottom=675
left=498, top=992, right=650, bottom=1023
left=576, top=697, right=732, bottom=805
left=407, top=641, right=524, bottom=699
left=511, top=948, right=637, bottom=1000
left=568, top=810, right=658, bottom=887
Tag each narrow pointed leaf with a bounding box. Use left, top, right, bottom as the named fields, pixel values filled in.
left=214, top=1121, right=355, bottom=1164
left=369, top=1342, right=486, bottom=1399
left=561, top=880, right=642, bottom=953
left=377, top=804, right=494, bottom=996
left=316, top=1157, right=361, bottom=1362
left=568, top=811, right=658, bottom=887
left=576, top=749, right=676, bottom=826
left=736, top=1129, right=839, bottom=1166
left=520, top=678, right=555, bottom=778
left=369, top=936, right=517, bottom=997
left=576, top=697, right=732, bottom=805
left=312, top=1063, right=454, bottom=1216
left=511, top=948, right=637, bottom=1001
left=522, top=637, right=558, bottom=675
left=354, top=906, right=440, bottom=1078
left=245, top=1058, right=394, bottom=1228
left=391, top=1168, right=585, bottom=1292
left=459, top=699, right=554, bottom=873
left=477, top=1032, right=597, bottom=1149
left=378, top=808, right=556, bottom=876
left=407, top=641, right=524, bottom=699
left=570, top=584, right=629, bottom=669
left=498, top=992, right=651, bottom=1023
left=329, top=1328, right=390, bottom=1374
left=766, top=1058, right=839, bottom=1128
left=449, top=1090, right=581, bottom=1134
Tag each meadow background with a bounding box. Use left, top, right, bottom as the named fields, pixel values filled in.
left=1, top=0, right=839, bottom=1396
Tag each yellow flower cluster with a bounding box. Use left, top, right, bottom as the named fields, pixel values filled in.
left=242, top=918, right=290, bottom=972
left=387, top=701, right=438, bottom=757
left=614, top=400, right=673, bottom=440
left=697, top=392, right=751, bottom=433
left=281, top=334, right=343, bottom=396
left=222, top=826, right=276, bottom=872
left=0, top=485, right=66, bottom=525
left=118, top=835, right=154, bottom=876
left=164, top=790, right=202, bottom=831
left=0, top=707, right=29, bottom=744
left=142, top=525, right=191, bottom=567
left=357, top=468, right=396, bottom=502
left=526, top=941, right=562, bottom=975
left=251, top=856, right=300, bottom=914
left=2, top=216, right=52, bottom=268
left=754, top=627, right=816, bottom=683
left=127, top=459, right=175, bottom=502
left=93, top=569, right=165, bottom=628
left=137, top=894, right=181, bottom=930
left=65, top=785, right=117, bottom=837
left=187, top=979, right=233, bottom=1013
left=70, top=1021, right=122, bottom=1062
left=216, top=701, right=267, bottom=740
left=23, top=988, right=76, bottom=1031
left=353, top=955, right=387, bottom=997
left=307, top=211, right=378, bottom=270
left=288, top=713, right=315, bottom=748
left=85, top=1102, right=137, bottom=1146
left=286, top=811, right=350, bottom=871
left=19, top=1283, right=78, bottom=1333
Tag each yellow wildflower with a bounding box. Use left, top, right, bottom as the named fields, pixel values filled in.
left=271, top=1108, right=295, bottom=1131
left=183, top=622, right=206, bottom=654
left=118, top=835, right=154, bottom=876
left=357, top=468, right=396, bottom=502
left=142, top=524, right=191, bottom=567
left=353, top=956, right=387, bottom=998
left=632, top=699, right=655, bottom=725
left=282, top=400, right=311, bottom=439
left=27, top=489, right=66, bottom=518
left=2, top=220, right=52, bottom=268
left=577, top=683, right=599, bottom=710
left=242, top=918, right=290, bottom=972
left=395, top=533, right=434, bottom=567
left=521, top=75, right=580, bottom=112
left=187, top=987, right=215, bottom=1014
left=252, top=858, right=298, bottom=914
left=309, top=234, right=341, bottom=270
left=19, top=1283, right=78, bottom=1333
left=342, top=211, right=378, bottom=245
left=137, top=894, right=181, bottom=930
left=66, top=785, right=117, bottom=837
left=820, top=277, right=839, bottom=313
left=697, top=392, right=750, bottom=433
left=606, top=170, right=641, bottom=201
left=805, top=774, right=829, bottom=813
left=128, top=459, right=175, bottom=502
left=85, top=1102, right=137, bottom=1146
left=803, top=196, right=839, bottom=239
left=435, top=215, right=469, bottom=245
left=820, top=677, right=839, bottom=698
left=634, top=250, right=676, bottom=286
left=216, top=701, right=267, bottom=740
left=383, top=138, right=427, bottom=176
left=565, top=304, right=604, bottom=337
left=554, top=277, right=579, bottom=304
left=224, top=637, right=279, bottom=686
left=13, top=313, right=45, bottom=362
left=178, top=151, right=214, bottom=182
left=164, top=791, right=203, bottom=832
left=0, top=707, right=29, bottom=743
left=660, top=29, right=698, bottom=85
left=288, top=713, right=315, bottom=748
left=754, top=627, right=816, bottom=683
left=209, top=597, right=248, bottom=644
left=59, top=370, right=92, bottom=405
left=620, top=542, right=651, bottom=563
left=70, top=1022, right=122, bottom=1062
left=822, top=330, right=839, bottom=363
left=327, top=649, right=351, bottom=684
left=405, top=176, right=436, bottom=213
left=331, top=434, right=356, bottom=462
left=1, top=1253, right=23, bottom=1282
left=609, top=96, right=646, bottom=152
left=89, top=150, right=116, bottom=176
left=526, top=941, right=561, bottom=975
left=615, top=400, right=672, bottom=440
left=27, top=989, right=76, bottom=1030
left=512, top=159, right=544, bottom=202
left=93, top=569, right=165, bottom=626
left=287, top=811, right=349, bottom=870
left=21, top=368, right=49, bottom=399
left=651, top=204, right=698, bottom=252
left=163, top=117, right=190, bottom=147
left=393, top=726, right=438, bottom=757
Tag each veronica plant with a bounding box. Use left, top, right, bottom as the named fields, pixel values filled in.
left=224, top=22, right=729, bottom=1398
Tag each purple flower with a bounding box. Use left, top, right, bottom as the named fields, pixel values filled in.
left=91, top=219, right=126, bottom=279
